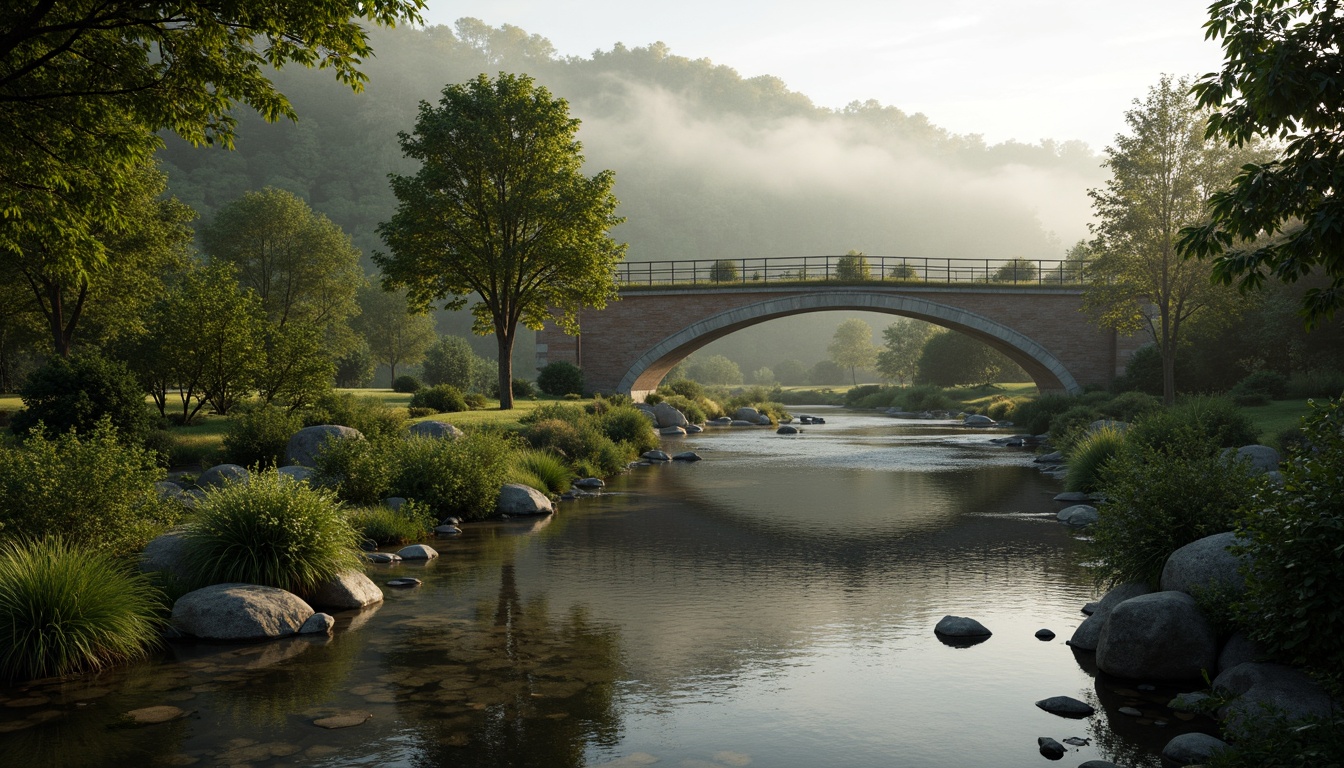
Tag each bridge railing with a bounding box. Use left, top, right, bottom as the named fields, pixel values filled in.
left=615, top=255, right=1089, bottom=288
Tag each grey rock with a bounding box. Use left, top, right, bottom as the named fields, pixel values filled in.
left=1118, top=706, right=1143, bottom=716
left=286, top=425, right=364, bottom=468
left=1034, top=451, right=1064, bottom=464
left=1159, top=531, right=1247, bottom=596
left=1035, top=628, right=1056, bottom=640
left=396, top=544, right=439, bottom=561
left=154, top=481, right=188, bottom=501
left=172, top=583, right=313, bottom=641
left=1096, top=591, right=1218, bottom=680
left=1265, top=469, right=1284, bottom=485
left=672, top=452, right=702, bottom=462
left=707, top=416, right=733, bottom=426
left=963, top=414, right=996, bottom=426
left=776, top=425, right=800, bottom=435
left=729, top=420, right=758, bottom=427
left=299, top=613, right=335, bottom=635
left=1062, top=737, right=1089, bottom=746
left=1230, top=444, right=1280, bottom=474
left=1161, top=732, right=1228, bottom=764
left=575, top=477, right=605, bottom=489
left=497, top=483, right=555, bottom=516
left=309, top=571, right=383, bottom=610
left=1037, top=737, right=1065, bottom=759
left=1168, top=692, right=1212, bottom=713
left=139, top=530, right=190, bottom=582
left=733, top=406, right=761, bottom=422
left=1081, top=601, right=1099, bottom=615
left=685, top=424, right=704, bottom=434
left=653, top=402, right=689, bottom=428
left=434, top=524, right=462, bottom=536
left=659, top=426, right=687, bottom=436
left=641, top=450, right=672, bottom=462
left=276, top=465, right=314, bottom=483
left=1218, top=631, right=1260, bottom=673
left=1034, top=696, right=1094, bottom=718
left=1213, top=662, right=1337, bottom=740
left=408, top=420, right=464, bottom=440
left=754, top=415, right=772, bottom=425
left=1057, top=504, right=1098, bottom=525
left=197, top=463, right=249, bottom=489
left=386, top=578, right=421, bottom=588
left=363, top=552, right=401, bottom=564
left=1078, top=762, right=1121, bottom=768
left=1068, top=582, right=1153, bottom=651
left=1054, top=491, right=1092, bottom=502
left=382, top=497, right=407, bottom=511
left=633, top=404, right=657, bottom=424
left=934, top=615, right=992, bottom=637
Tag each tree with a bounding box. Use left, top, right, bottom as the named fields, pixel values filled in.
left=709, top=260, right=739, bottom=283
left=835, top=250, right=872, bottom=281
left=688, top=355, right=742, bottom=386
left=773, top=359, right=808, bottom=386
left=334, top=341, right=376, bottom=388
left=876, top=318, right=936, bottom=385
left=376, top=73, right=625, bottom=409
left=1178, top=0, right=1344, bottom=326
left=915, top=331, right=1003, bottom=388
left=422, top=336, right=481, bottom=390
left=253, top=324, right=334, bottom=412
left=828, top=318, right=878, bottom=386
left=751, top=367, right=776, bottom=385
left=1085, top=76, right=1255, bottom=405
left=0, top=161, right=193, bottom=356
left=992, top=258, right=1039, bottom=283
left=0, top=1, right=424, bottom=281
left=200, top=188, right=364, bottom=354
left=354, top=284, right=436, bottom=384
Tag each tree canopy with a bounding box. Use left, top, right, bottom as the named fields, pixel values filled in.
left=828, top=318, right=878, bottom=385
left=376, top=72, right=625, bottom=408
left=1179, top=0, right=1344, bottom=326
left=876, top=318, right=936, bottom=385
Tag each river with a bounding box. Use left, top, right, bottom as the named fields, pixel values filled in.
left=0, top=408, right=1216, bottom=767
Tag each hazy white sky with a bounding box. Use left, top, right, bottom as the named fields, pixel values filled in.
left=418, top=1, right=1225, bottom=150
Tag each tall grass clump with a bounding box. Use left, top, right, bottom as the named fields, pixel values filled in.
left=0, top=422, right=178, bottom=557
left=599, top=405, right=660, bottom=455
left=346, top=500, right=435, bottom=546
left=509, top=449, right=574, bottom=495
left=1063, top=425, right=1125, bottom=493
left=180, top=470, right=362, bottom=594
left=0, top=538, right=164, bottom=682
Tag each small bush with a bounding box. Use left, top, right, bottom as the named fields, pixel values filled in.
left=312, top=436, right=393, bottom=506
left=223, top=406, right=303, bottom=468
left=392, top=375, right=422, bottom=393
left=0, top=538, right=164, bottom=682
left=305, top=392, right=406, bottom=439
left=1113, top=344, right=1164, bottom=396
left=661, top=379, right=705, bottom=400
left=1285, top=369, right=1344, bottom=399
left=1048, top=404, right=1104, bottom=448
left=389, top=432, right=512, bottom=521
left=709, top=260, right=739, bottom=282
left=1012, top=393, right=1082, bottom=435
left=491, top=378, right=536, bottom=399
left=0, top=423, right=177, bottom=557
left=1236, top=398, right=1344, bottom=696
left=181, top=470, right=362, bottom=594
left=521, top=402, right=587, bottom=426
left=1090, top=424, right=1264, bottom=588
left=536, top=361, right=585, bottom=396
left=407, top=406, right=436, bottom=419
left=572, top=430, right=632, bottom=477
left=463, top=392, right=488, bottom=409
left=1100, top=391, right=1161, bottom=423
left=1063, top=425, right=1125, bottom=493
left=346, top=501, right=435, bottom=546
left=1127, top=396, right=1260, bottom=451
left=835, top=251, right=872, bottom=280
left=1230, top=369, right=1289, bottom=406
left=509, top=449, right=573, bottom=495
left=409, top=384, right=468, bottom=413
left=843, top=384, right=885, bottom=407
left=900, top=384, right=952, bottom=413
left=1206, top=714, right=1344, bottom=768
left=524, top=418, right=585, bottom=458
left=599, top=406, right=659, bottom=454
left=12, top=351, right=152, bottom=445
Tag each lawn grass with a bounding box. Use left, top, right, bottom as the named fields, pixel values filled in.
left=1239, top=398, right=1315, bottom=444
left=166, top=414, right=230, bottom=469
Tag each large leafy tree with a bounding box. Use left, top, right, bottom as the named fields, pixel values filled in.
left=915, top=331, right=1004, bottom=388
left=828, top=318, right=878, bottom=386
left=1085, top=75, right=1256, bottom=405
left=0, top=0, right=423, bottom=280
left=1178, top=0, right=1344, bottom=326
left=876, top=318, right=936, bottom=385
left=376, top=72, right=626, bottom=409
left=200, top=187, right=364, bottom=354
left=353, top=284, right=436, bottom=384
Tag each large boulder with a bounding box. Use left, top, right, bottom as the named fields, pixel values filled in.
left=1068, top=582, right=1152, bottom=651
left=497, top=483, right=555, bottom=516
left=1212, top=662, right=1337, bottom=740
left=1096, top=591, right=1218, bottom=680
left=653, top=402, right=689, bottom=428
left=1161, top=733, right=1228, bottom=764
left=733, top=406, right=761, bottom=422
left=139, top=530, right=190, bottom=582
left=276, top=465, right=314, bottom=484
left=172, top=583, right=314, bottom=641
left=633, top=404, right=658, bottom=424
left=1057, top=504, right=1098, bottom=526
left=408, top=421, right=464, bottom=440
left=934, top=615, right=992, bottom=637
left=1159, top=531, right=1247, bottom=596
left=308, top=571, right=384, bottom=610
left=285, top=425, right=364, bottom=469
left=659, top=426, right=687, bottom=437
left=197, top=463, right=248, bottom=489
left=1227, top=444, right=1280, bottom=474
left=1217, top=632, right=1260, bottom=674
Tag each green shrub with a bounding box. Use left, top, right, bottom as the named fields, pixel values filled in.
left=180, top=469, right=362, bottom=594
left=1235, top=398, right=1344, bottom=696
left=407, top=406, right=436, bottom=419
left=709, top=259, right=739, bottom=282
left=305, top=392, right=406, bottom=439
left=409, top=384, right=468, bottom=413
left=1113, top=344, right=1164, bottom=396
left=1128, top=396, right=1260, bottom=451
left=524, top=418, right=585, bottom=458
left=661, top=379, right=705, bottom=400
left=389, top=432, right=512, bottom=521
left=536, top=361, right=585, bottom=396
left=1206, top=714, right=1344, bottom=768
left=1285, top=368, right=1344, bottom=399
left=1048, top=404, right=1104, bottom=448
left=520, top=402, right=587, bottom=426
left=1012, top=393, right=1081, bottom=435
left=223, top=406, right=303, bottom=468
left=1063, top=425, right=1125, bottom=493
left=392, top=375, right=422, bottom=393
left=509, top=449, right=573, bottom=495
left=986, top=395, right=1023, bottom=421
left=312, top=436, right=393, bottom=506
left=598, top=405, right=659, bottom=454
left=12, top=351, right=152, bottom=445
left=900, top=384, right=952, bottom=413
left=835, top=251, right=872, bottom=280
left=0, top=538, right=164, bottom=682
left=1230, top=369, right=1289, bottom=406
left=491, top=378, right=536, bottom=399
left=346, top=500, right=435, bottom=546
left=1090, top=424, right=1264, bottom=588
left=1100, top=391, right=1162, bottom=423
left=0, top=423, right=178, bottom=557
left=463, top=392, right=487, bottom=409
left=843, top=384, right=885, bottom=406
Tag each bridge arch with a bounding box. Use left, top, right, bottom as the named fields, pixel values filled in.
left=616, top=291, right=1082, bottom=399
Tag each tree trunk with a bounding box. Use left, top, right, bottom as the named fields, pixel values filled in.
left=496, top=331, right=515, bottom=410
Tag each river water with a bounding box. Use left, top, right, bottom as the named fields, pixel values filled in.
left=0, top=409, right=1216, bottom=767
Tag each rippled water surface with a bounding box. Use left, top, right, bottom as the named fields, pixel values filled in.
left=0, top=409, right=1216, bottom=767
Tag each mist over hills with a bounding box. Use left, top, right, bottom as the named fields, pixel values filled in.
left=157, top=19, right=1109, bottom=374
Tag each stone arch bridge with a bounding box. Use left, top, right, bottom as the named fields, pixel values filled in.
left=535, top=258, right=1141, bottom=400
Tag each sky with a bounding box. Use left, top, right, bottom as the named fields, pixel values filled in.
left=418, top=1, right=1226, bottom=151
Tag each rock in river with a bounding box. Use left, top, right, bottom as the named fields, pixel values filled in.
left=934, top=615, right=991, bottom=637
left=1035, top=696, right=1094, bottom=718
